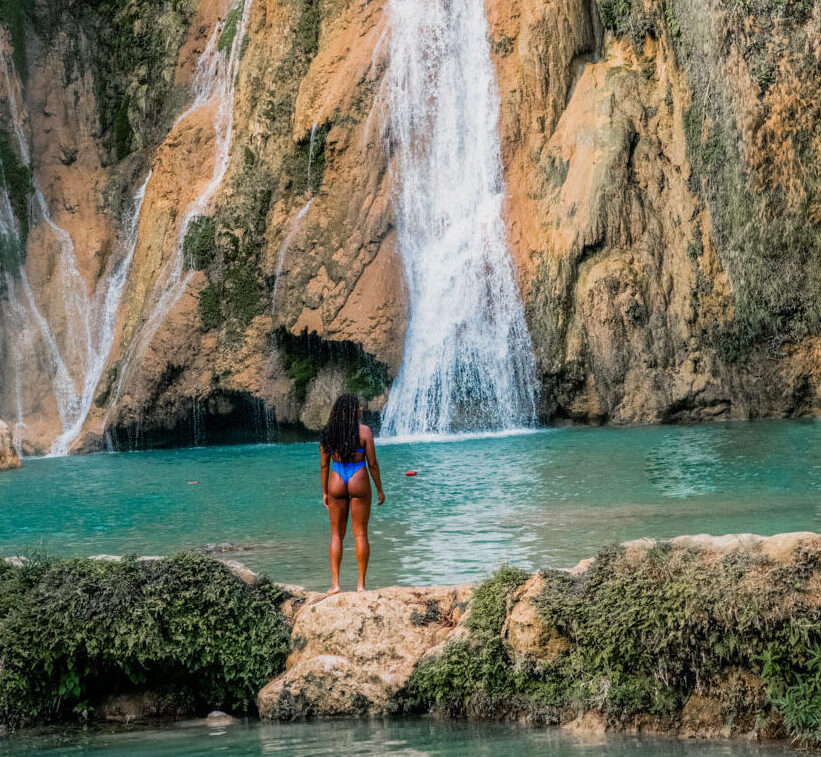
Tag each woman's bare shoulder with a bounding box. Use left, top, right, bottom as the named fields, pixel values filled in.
left=359, top=423, right=374, bottom=441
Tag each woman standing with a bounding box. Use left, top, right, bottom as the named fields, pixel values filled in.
left=319, top=394, right=385, bottom=594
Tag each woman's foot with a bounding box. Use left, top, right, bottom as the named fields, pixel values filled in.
left=356, top=583, right=366, bottom=592
left=328, top=585, right=342, bottom=595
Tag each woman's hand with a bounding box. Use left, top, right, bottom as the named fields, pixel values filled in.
left=377, top=490, right=385, bottom=506
left=323, top=493, right=330, bottom=510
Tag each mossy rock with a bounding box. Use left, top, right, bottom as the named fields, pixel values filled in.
left=0, top=553, right=290, bottom=726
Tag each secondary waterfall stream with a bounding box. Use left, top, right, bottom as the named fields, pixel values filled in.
left=110, top=0, right=253, bottom=415
left=0, top=48, right=149, bottom=455
left=380, top=0, right=539, bottom=437
left=0, top=0, right=252, bottom=455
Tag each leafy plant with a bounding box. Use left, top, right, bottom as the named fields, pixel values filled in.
left=0, top=553, right=290, bottom=726
left=217, top=1, right=243, bottom=54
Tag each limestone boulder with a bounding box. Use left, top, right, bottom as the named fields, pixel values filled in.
left=258, top=585, right=472, bottom=718
left=0, top=420, right=21, bottom=471
left=502, top=574, right=569, bottom=665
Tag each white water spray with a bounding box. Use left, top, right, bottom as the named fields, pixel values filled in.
left=272, top=198, right=313, bottom=311
left=380, top=0, right=539, bottom=436
left=0, top=44, right=154, bottom=454
left=114, top=0, right=254, bottom=396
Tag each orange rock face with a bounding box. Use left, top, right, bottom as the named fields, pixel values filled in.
left=0, top=0, right=818, bottom=453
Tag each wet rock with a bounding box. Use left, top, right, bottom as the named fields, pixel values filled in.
left=0, top=420, right=21, bottom=471
left=503, top=574, right=568, bottom=665
left=258, top=585, right=472, bottom=719
left=205, top=710, right=237, bottom=727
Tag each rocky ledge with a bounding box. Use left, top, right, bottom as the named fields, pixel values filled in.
left=0, top=419, right=21, bottom=471
left=259, top=532, right=821, bottom=748
left=3, top=533, right=821, bottom=749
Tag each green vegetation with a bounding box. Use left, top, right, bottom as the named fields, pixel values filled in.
left=198, top=283, right=222, bottom=331
left=0, top=0, right=29, bottom=77
left=112, top=95, right=133, bottom=162
left=675, top=0, right=820, bottom=352
left=183, top=215, right=217, bottom=271
left=44, top=0, right=193, bottom=163
left=0, top=127, right=32, bottom=245
left=295, top=0, right=321, bottom=57
left=217, top=1, right=243, bottom=54
left=598, top=0, right=659, bottom=48
left=402, top=567, right=530, bottom=718
left=0, top=553, right=289, bottom=727
left=403, top=547, right=821, bottom=744
left=284, top=123, right=329, bottom=195
left=275, top=328, right=391, bottom=403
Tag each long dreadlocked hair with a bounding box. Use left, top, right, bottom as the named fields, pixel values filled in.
left=320, top=394, right=361, bottom=460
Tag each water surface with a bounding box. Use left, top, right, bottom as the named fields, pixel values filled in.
left=1, top=419, right=819, bottom=590
left=0, top=720, right=801, bottom=757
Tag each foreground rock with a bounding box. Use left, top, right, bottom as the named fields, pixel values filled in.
left=0, top=420, right=20, bottom=471
left=258, top=585, right=472, bottom=719
left=259, top=532, right=821, bottom=748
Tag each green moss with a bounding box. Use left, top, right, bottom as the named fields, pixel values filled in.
left=0, top=553, right=289, bottom=726
left=0, top=0, right=29, bottom=78
left=672, top=0, right=821, bottom=349
left=598, top=0, right=658, bottom=48
left=295, top=0, right=320, bottom=57
left=402, top=567, right=530, bottom=718
left=0, top=127, right=32, bottom=246
left=112, top=96, right=133, bottom=161
left=403, top=547, right=821, bottom=743
left=44, top=0, right=193, bottom=163
left=275, top=328, right=391, bottom=403
left=217, top=1, right=243, bottom=54
left=183, top=215, right=216, bottom=271
left=198, top=283, right=222, bottom=331
left=284, top=123, right=329, bottom=195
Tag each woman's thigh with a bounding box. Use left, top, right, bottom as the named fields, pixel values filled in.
left=348, top=468, right=371, bottom=535
left=327, top=474, right=349, bottom=535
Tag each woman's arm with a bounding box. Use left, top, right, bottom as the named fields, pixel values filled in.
left=320, top=444, right=331, bottom=509
left=362, top=426, right=385, bottom=506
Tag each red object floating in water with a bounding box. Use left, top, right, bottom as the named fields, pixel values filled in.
left=188, top=481, right=199, bottom=485
left=405, top=471, right=418, bottom=477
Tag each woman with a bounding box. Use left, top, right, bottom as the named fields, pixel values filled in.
left=319, top=394, right=385, bottom=594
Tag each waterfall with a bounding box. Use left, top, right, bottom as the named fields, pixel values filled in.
left=380, top=0, right=539, bottom=437
left=113, top=0, right=254, bottom=400
left=0, top=44, right=153, bottom=455
left=272, top=198, right=313, bottom=311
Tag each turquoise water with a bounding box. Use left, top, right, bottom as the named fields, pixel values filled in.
left=0, top=720, right=800, bottom=756
left=1, top=419, right=819, bottom=590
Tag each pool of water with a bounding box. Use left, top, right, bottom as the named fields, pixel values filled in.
left=0, top=720, right=801, bottom=756
left=1, top=419, right=819, bottom=590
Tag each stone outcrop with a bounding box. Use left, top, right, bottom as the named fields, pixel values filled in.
left=257, top=531, right=821, bottom=749
left=0, top=419, right=20, bottom=470
left=258, top=585, right=472, bottom=718
left=0, top=0, right=818, bottom=453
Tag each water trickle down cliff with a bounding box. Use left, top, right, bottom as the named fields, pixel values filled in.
left=107, top=0, right=255, bottom=423
left=0, top=40, right=150, bottom=456
left=380, top=0, right=539, bottom=437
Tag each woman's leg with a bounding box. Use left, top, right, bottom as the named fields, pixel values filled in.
left=347, top=467, right=372, bottom=591
left=327, top=471, right=349, bottom=594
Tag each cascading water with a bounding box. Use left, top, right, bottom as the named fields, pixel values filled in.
left=0, top=45, right=152, bottom=455
left=112, top=0, right=254, bottom=402
left=380, top=0, right=539, bottom=437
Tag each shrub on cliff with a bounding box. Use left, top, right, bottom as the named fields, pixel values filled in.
left=0, top=553, right=289, bottom=727
left=406, top=546, right=821, bottom=745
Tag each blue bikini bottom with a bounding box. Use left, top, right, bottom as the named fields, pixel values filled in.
left=331, top=460, right=367, bottom=484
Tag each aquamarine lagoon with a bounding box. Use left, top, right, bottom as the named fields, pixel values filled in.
left=2, top=419, right=819, bottom=590
left=0, top=719, right=802, bottom=757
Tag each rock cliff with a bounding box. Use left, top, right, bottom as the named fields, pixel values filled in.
left=258, top=531, right=821, bottom=748
left=0, top=418, right=20, bottom=469
left=0, top=0, right=818, bottom=453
